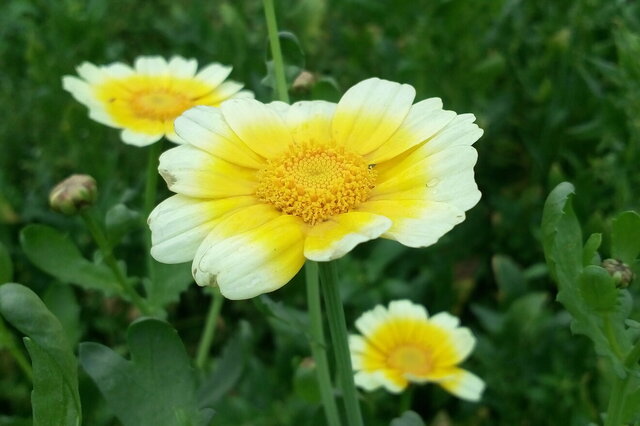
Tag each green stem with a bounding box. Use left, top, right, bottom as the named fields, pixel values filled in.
left=80, top=211, right=151, bottom=315
left=195, top=288, right=224, bottom=370
left=399, top=386, right=414, bottom=413
left=262, top=0, right=290, bottom=103
left=144, top=141, right=162, bottom=284
left=604, top=334, right=640, bottom=425
left=0, top=316, right=32, bottom=380
left=319, top=261, right=363, bottom=426
left=604, top=314, right=625, bottom=361
left=306, top=262, right=342, bottom=426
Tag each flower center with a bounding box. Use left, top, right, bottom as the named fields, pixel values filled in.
left=130, top=90, right=192, bottom=120
left=387, top=344, right=432, bottom=376
left=256, top=144, right=376, bottom=225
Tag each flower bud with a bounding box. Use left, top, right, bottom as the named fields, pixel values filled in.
left=602, top=258, right=634, bottom=288
left=49, top=174, right=97, bottom=215
left=292, top=70, right=316, bottom=92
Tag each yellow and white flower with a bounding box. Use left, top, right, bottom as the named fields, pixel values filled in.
left=62, top=55, right=252, bottom=146
left=149, top=78, right=482, bottom=299
left=349, top=300, right=485, bottom=401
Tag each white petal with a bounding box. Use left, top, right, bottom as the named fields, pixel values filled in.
left=220, top=98, right=293, bottom=158
left=134, top=56, right=168, bottom=75
left=387, top=300, right=429, bottom=321
left=304, top=212, right=391, bottom=261
left=168, top=56, right=198, bottom=78
left=192, top=206, right=305, bottom=299
left=120, top=129, right=162, bottom=147
left=175, top=106, right=265, bottom=168
left=158, top=144, right=257, bottom=198
left=285, top=101, right=336, bottom=144
left=366, top=98, right=456, bottom=163
left=354, top=305, right=390, bottom=337
left=196, top=63, right=233, bottom=87
left=332, top=78, right=415, bottom=155
left=149, top=194, right=256, bottom=263
left=439, top=369, right=485, bottom=402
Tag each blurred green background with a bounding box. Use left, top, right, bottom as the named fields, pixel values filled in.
left=1, top=0, right=640, bottom=424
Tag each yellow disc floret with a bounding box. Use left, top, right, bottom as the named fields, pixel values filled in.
left=130, top=89, right=192, bottom=121
left=256, top=144, right=376, bottom=224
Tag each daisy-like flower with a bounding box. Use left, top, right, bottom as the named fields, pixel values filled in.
left=149, top=78, right=482, bottom=299
left=62, top=55, right=252, bottom=146
left=349, top=300, right=485, bottom=401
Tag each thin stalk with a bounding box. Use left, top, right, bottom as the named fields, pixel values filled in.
left=319, top=261, right=363, bottom=426
left=80, top=211, right=151, bottom=315
left=144, top=141, right=162, bottom=284
left=195, top=288, right=224, bottom=370
left=262, top=0, right=290, bottom=103
left=306, top=262, right=342, bottom=426
left=0, top=317, right=32, bottom=379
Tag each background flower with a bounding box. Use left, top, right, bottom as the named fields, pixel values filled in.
left=349, top=300, right=485, bottom=401
left=149, top=78, right=482, bottom=299
left=62, top=55, right=253, bottom=146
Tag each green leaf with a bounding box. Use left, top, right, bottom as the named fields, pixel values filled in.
left=390, top=411, right=425, bottom=426
left=0, top=416, right=32, bottom=426
left=578, top=265, right=617, bottom=312
left=20, top=225, right=118, bottom=295
left=262, top=31, right=306, bottom=90
left=541, top=183, right=583, bottom=307
left=582, top=233, right=602, bottom=266
left=611, top=211, right=640, bottom=265
left=293, top=358, right=321, bottom=404
left=43, top=285, right=82, bottom=345
left=0, top=242, right=13, bottom=283
left=144, top=262, right=193, bottom=313
left=253, top=295, right=309, bottom=338
left=105, top=204, right=141, bottom=247
left=198, top=321, right=253, bottom=407
left=492, top=254, right=527, bottom=303
left=0, top=283, right=81, bottom=426
left=79, top=318, right=212, bottom=426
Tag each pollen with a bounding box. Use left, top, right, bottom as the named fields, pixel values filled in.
left=256, top=144, right=376, bottom=224
left=130, top=89, right=192, bottom=121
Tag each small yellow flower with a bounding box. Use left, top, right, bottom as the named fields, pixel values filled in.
left=349, top=300, right=485, bottom=401
left=149, top=78, right=482, bottom=299
left=62, top=56, right=252, bottom=146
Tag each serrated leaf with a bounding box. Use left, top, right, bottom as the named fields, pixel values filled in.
left=80, top=318, right=211, bottom=426
left=105, top=204, right=141, bottom=247
left=20, top=225, right=118, bottom=295
left=144, top=262, right=193, bottom=313
left=578, top=265, right=617, bottom=312
left=198, top=321, right=253, bottom=407
left=0, top=242, right=13, bottom=283
left=492, top=254, right=526, bottom=303
left=0, top=284, right=81, bottom=426
left=582, top=233, right=602, bottom=266
left=390, top=411, right=425, bottom=426
left=253, top=295, right=309, bottom=338
left=611, top=211, right=640, bottom=265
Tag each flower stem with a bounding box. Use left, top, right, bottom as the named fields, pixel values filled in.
left=262, top=0, right=290, bottom=103
left=195, top=288, right=224, bottom=370
left=306, top=261, right=343, bottom=426
left=0, top=316, right=32, bottom=380
left=80, top=210, right=151, bottom=315
left=319, top=261, right=363, bottom=426
left=144, top=141, right=162, bottom=284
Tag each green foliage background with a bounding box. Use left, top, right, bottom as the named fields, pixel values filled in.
left=1, top=0, right=640, bottom=425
